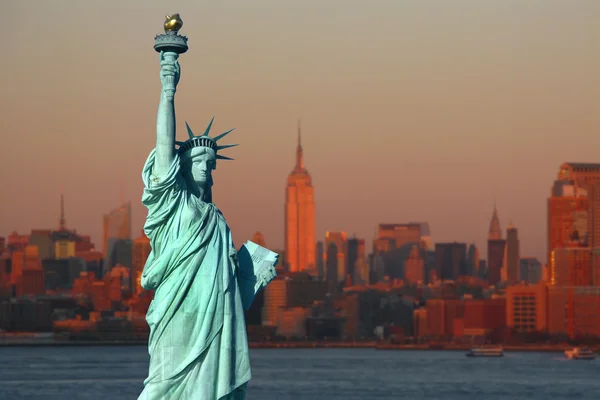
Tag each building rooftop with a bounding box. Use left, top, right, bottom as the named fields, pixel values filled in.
left=564, top=162, right=600, bottom=170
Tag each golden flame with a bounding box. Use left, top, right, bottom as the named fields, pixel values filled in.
left=164, top=14, right=183, bottom=33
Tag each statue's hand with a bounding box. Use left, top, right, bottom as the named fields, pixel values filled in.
left=159, top=51, right=181, bottom=96
left=258, top=263, right=277, bottom=287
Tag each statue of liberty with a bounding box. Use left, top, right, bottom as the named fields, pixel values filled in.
left=138, top=14, right=278, bottom=400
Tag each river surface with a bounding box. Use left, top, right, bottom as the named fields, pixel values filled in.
left=0, top=346, right=598, bottom=399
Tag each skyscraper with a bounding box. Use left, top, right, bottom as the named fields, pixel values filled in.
left=52, top=194, right=78, bottom=259
left=546, top=163, right=600, bottom=339
left=487, top=204, right=505, bottom=286
left=488, top=205, right=502, bottom=240
left=284, top=122, right=316, bottom=273
left=103, top=202, right=132, bottom=254
left=519, top=257, right=542, bottom=284
left=548, top=173, right=589, bottom=264
left=506, top=222, right=520, bottom=284
left=325, top=231, right=348, bottom=283
left=346, top=237, right=366, bottom=286
left=325, top=242, right=338, bottom=292
left=434, top=242, right=467, bottom=281
left=405, top=245, right=425, bottom=284
left=316, top=241, right=325, bottom=279
left=102, top=202, right=132, bottom=273
left=467, top=243, right=479, bottom=278
left=548, top=163, right=600, bottom=252
left=546, top=163, right=600, bottom=285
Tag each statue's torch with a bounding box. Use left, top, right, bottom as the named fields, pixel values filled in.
left=154, top=14, right=189, bottom=101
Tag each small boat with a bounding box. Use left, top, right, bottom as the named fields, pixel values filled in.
left=466, top=345, right=504, bottom=357
left=564, top=347, right=596, bottom=360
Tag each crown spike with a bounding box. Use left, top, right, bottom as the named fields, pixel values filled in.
left=177, top=117, right=237, bottom=158
left=185, top=122, right=195, bottom=139
left=213, top=128, right=235, bottom=142
left=203, top=117, right=215, bottom=137
left=216, top=143, right=238, bottom=150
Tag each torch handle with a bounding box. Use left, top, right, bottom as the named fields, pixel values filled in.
left=162, top=51, right=179, bottom=101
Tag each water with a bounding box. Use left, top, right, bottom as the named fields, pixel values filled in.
left=0, top=346, right=598, bottom=399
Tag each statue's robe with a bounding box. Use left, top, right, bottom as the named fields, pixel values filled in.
left=138, top=149, right=251, bottom=400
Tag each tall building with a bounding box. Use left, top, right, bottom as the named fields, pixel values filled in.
left=478, top=260, right=487, bottom=280
left=346, top=237, right=366, bottom=286
left=547, top=163, right=600, bottom=288
left=284, top=122, right=316, bottom=273
left=353, top=255, right=370, bottom=285
left=316, top=241, right=325, bottom=279
left=52, top=195, right=78, bottom=259
left=488, top=204, right=502, bottom=240
left=548, top=163, right=600, bottom=260
left=434, top=242, right=467, bottom=281
left=487, top=205, right=505, bottom=286
left=103, top=202, right=132, bottom=273
left=467, top=243, right=479, bottom=278
left=325, top=231, right=348, bottom=283
left=556, top=162, right=600, bottom=189
left=545, top=163, right=600, bottom=339
left=519, top=257, right=542, bottom=284
left=405, top=244, right=425, bottom=284
left=547, top=177, right=589, bottom=265
left=551, top=248, right=599, bottom=286
left=370, top=253, right=385, bottom=283
left=105, top=238, right=132, bottom=270
left=488, top=239, right=506, bottom=286
left=103, top=202, right=132, bottom=255
left=506, top=222, right=520, bottom=284
left=325, top=242, right=338, bottom=292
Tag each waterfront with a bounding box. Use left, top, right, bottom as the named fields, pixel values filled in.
left=0, top=347, right=599, bottom=399
left=0, top=335, right=597, bottom=353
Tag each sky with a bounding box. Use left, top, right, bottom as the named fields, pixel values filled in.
left=0, top=0, right=598, bottom=264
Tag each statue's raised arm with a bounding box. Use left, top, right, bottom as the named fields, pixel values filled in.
left=154, top=51, right=180, bottom=178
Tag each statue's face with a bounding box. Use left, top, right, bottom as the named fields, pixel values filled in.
left=181, top=147, right=216, bottom=187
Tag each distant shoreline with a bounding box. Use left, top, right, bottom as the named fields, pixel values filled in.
left=250, top=343, right=597, bottom=353
left=0, top=339, right=595, bottom=352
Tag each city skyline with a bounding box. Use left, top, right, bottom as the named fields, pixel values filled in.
left=0, top=161, right=581, bottom=267
left=1, top=1, right=599, bottom=263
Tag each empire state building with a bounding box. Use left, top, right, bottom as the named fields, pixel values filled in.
left=284, top=122, right=316, bottom=273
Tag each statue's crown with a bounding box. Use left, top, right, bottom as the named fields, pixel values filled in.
left=176, top=117, right=237, bottom=161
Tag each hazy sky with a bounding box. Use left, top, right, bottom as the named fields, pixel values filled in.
left=1, top=0, right=598, bottom=264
